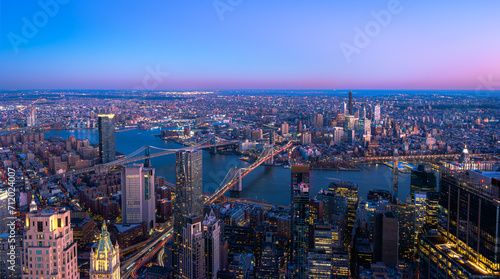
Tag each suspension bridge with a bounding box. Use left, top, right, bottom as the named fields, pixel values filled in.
left=205, top=141, right=294, bottom=204
left=39, top=136, right=239, bottom=181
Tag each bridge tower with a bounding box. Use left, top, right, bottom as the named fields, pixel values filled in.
left=229, top=168, right=242, bottom=198
left=263, top=144, right=274, bottom=165
left=211, top=135, right=217, bottom=154
left=144, top=145, right=151, bottom=167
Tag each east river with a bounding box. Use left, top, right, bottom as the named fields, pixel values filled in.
left=45, top=129, right=410, bottom=205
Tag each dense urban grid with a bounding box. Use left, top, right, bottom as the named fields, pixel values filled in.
left=0, top=90, right=499, bottom=278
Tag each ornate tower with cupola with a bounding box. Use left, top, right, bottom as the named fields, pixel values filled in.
left=90, top=223, right=120, bottom=279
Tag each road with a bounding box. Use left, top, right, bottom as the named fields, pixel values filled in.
left=121, top=226, right=172, bottom=278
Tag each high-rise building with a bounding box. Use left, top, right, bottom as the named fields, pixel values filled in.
left=1, top=230, right=22, bottom=279
left=313, top=221, right=334, bottom=255
left=257, top=231, right=279, bottom=278
left=348, top=91, right=353, bottom=115
left=22, top=208, right=80, bottom=279
left=341, top=102, right=347, bottom=115
left=308, top=250, right=332, bottom=278
left=179, top=215, right=205, bottom=279
left=98, top=114, right=116, bottom=163
left=203, top=210, right=221, bottom=279
left=90, top=223, right=120, bottom=279
left=333, top=127, right=344, bottom=144
left=316, top=190, right=348, bottom=221
left=390, top=203, right=416, bottom=261
left=374, top=211, right=399, bottom=267
left=301, top=132, right=311, bottom=145
left=316, top=114, right=324, bottom=128
left=329, top=180, right=359, bottom=248
left=121, top=164, right=156, bottom=231
left=174, top=150, right=203, bottom=275
left=410, top=163, right=437, bottom=200
left=373, top=105, right=381, bottom=124
left=420, top=162, right=500, bottom=277
left=281, top=122, right=289, bottom=135
left=27, top=109, right=36, bottom=127
left=291, top=165, right=310, bottom=279
left=392, top=149, right=399, bottom=203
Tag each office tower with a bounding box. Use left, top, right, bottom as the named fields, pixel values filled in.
left=374, top=211, right=399, bottom=267
left=281, top=122, right=289, bottom=135
left=98, top=114, right=116, bottom=163
left=1, top=230, right=22, bottom=279
left=344, top=115, right=355, bottom=131
left=414, top=191, right=427, bottom=236
left=316, top=190, right=348, bottom=222
left=313, top=221, right=334, bottom=255
left=333, top=127, right=344, bottom=144
left=424, top=191, right=439, bottom=234
left=316, top=113, right=324, bottom=128
left=301, top=132, right=311, bottom=145
left=391, top=203, right=416, bottom=261
left=332, top=250, right=350, bottom=278
left=329, top=180, right=358, bottom=248
left=174, top=150, right=203, bottom=275
left=341, top=102, right=347, bottom=115
left=180, top=215, right=205, bottom=279
left=373, top=105, right=381, bottom=123
left=291, top=165, right=310, bottom=279
left=361, top=106, right=366, bottom=119
left=410, top=163, right=437, bottom=200
left=22, top=208, right=79, bottom=279
left=0, top=189, right=8, bottom=233
left=308, top=250, right=332, bottom=278
left=348, top=91, right=353, bottom=115
left=203, top=210, right=221, bottom=279
left=27, top=109, right=36, bottom=127
left=392, top=149, right=399, bottom=203
left=121, top=164, right=156, bottom=231
left=90, top=223, right=120, bottom=279
left=419, top=162, right=500, bottom=277
left=308, top=199, right=323, bottom=225
left=257, top=231, right=279, bottom=278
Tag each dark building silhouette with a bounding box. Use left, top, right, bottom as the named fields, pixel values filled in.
left=98, top=114, right=116, bottom=163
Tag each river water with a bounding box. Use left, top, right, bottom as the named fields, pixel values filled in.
left=45, top=129, right=410, bottom=205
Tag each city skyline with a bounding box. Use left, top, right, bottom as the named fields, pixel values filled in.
left=1, top=1, right=500, bottom=90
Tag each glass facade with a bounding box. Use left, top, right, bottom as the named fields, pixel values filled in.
left=98, top=114, right=116, bottom=164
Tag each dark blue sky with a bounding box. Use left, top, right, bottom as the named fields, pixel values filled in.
left=1, top=0, right=499, bottom=90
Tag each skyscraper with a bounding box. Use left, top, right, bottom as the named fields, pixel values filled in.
left=329, top=180, right=359, bottom=248
left=373, top=105, right=381, bottom=124
left=291, top=165, right=310, bottom=279
left=348, top=91, right=353, bottom=115
left=180, top=215, right=205, bottom=279
left=27, top=109, right=36, bottom=127
left=281, top=122, right=289, bottom=135
left=22, top=208, right=80, bottom=279
left=90, top=223, right=120, bottom=279
left=203, top=210, right=221, bottom=279
left=98, top=114, right=116, bottom=163
left=392, top=149, right=399, bottom=203
left=174, top=150, right=203, bottom=275
left=121, top=164, right=156, bottom=231
left=257, top=231, right=279, bottom=278
left=420, top=162, right=500, bottom=277
left=410, top=163, right=437, bottom=200
left=374, top=211, right=399, bottom=267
